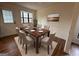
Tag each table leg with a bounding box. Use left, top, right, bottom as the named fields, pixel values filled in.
left=36, top=37, right=39, bottom=54
left=48, top=31, right=50, bottom=37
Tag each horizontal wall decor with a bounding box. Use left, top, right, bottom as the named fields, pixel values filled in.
left=47, top=13, right=60, bottom=22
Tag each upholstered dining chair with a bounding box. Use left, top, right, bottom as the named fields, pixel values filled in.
left=44, top=25, right=50, bottom=30
left=16, top=27, right=23, bottom=44
left=19, top=30, right=34, bottom=54
left=37, top=24, right=42, bottom=29
left=16, top=27, right=20, bottom=33
left=41, top=33, right=55, bottom=54
left=43, top=25, right=50, bottom=38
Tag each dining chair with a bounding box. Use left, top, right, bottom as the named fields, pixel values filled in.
left=16, top=27, right=20, bottom=33
left=16, top=27, right=23, bottom=44
left=41, top=33, right=55, bottom=54
left=27, top=23, right=33, bottom=29
left=44, top=25, right=50, bottom=30
left=19, top=30, right=34, bottom=54
left=37, top=24, right=42, bottom=30
left=43, top=25, right=50, bottom=37
left=22, top=24, right=27, bottom=28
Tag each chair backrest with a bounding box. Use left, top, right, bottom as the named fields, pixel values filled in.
left=29, top=24, right=34, bottom=30
left=19, top=30, right=28, bottom=43
left=16, top=27, right=24, bottom=42
left=37, top=24, right=42, bottom=28
left=48, top=33, right=55, bottom=44
left=44, top=25, right=50, bottom=30
left=16, top=27, right=20, bottom=34
left=22, top=23, right=30, bottom=27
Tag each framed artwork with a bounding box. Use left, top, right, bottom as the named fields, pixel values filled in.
left=47, top=13, right=60, bottom=22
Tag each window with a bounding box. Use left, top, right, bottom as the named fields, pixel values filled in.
left=21, top=11, right=28, bottom=23
left=21, top=10, right=33, bottom=23
left=29, top=12, right=33, bottom=23
left=2, top=10, right=14, bottom=23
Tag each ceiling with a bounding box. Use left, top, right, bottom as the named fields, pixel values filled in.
left=16, top=2, right=75, bottom=10
left=16, top=2, right=54, bottom=10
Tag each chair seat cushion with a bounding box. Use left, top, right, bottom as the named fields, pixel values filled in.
left=41, top=37, right=49, bottom=43
left=26, top=36, right=33, bottom=41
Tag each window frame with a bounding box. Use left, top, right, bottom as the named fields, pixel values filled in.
left=2, top=9, right=14, bottom=24
left=20, top=10, right=33, bottom=24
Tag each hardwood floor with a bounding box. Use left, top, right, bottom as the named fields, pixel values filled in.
left=52, top=36, right=65, bottom=56
left=69, top=43, right=79, bottom=56
left=0, top=35, right=21, bottom=56
left=64, top=43, right=79, bottom=56
left=0, top=34, right=65, bottom=56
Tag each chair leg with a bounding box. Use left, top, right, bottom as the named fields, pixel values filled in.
left=22, top=43, right=24, bottom=49
left=20, top=39, right=23, bottom=45
left=18, top=38, right=20, bottom=42
left=34, top=41, right=35, bottom=48
left=51, top=45, right=53, bottom=49
left=20, top=39, right=21, bottom=44
left=47, top=45, right=49, bottom=54
left=40, top=41, right=41, bottom=47
left=25, top=44, right=27, bottom=54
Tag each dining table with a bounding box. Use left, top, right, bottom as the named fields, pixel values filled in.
left=20, top=27, right=50, bottom=54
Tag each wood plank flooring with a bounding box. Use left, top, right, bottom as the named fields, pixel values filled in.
left=69, top=43, right=79, bottom=56
left=0, top=34, right=65, bottom=56
left=52, top=36, right=65, bottom=56
left=64, top=43, right=79, bottom=56
left=0, top=35, right=21, bottom=56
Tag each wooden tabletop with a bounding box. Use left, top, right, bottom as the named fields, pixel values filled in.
left=21, top=27, right=50, bottom=38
